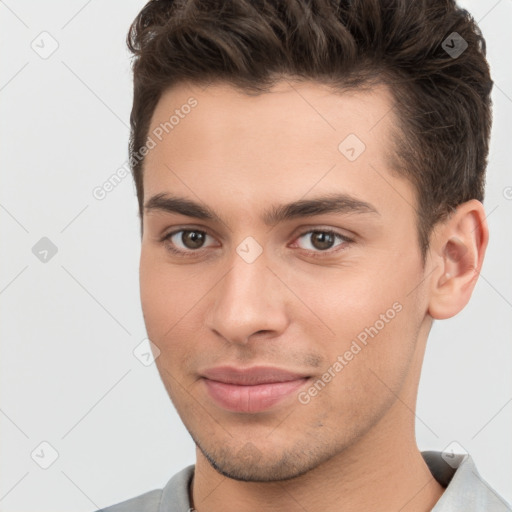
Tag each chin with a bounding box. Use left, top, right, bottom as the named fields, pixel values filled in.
left=193, top=434, right=330, bottom=482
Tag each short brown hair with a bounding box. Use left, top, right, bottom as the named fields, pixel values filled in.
left=126, top=0, right=493, bottom=256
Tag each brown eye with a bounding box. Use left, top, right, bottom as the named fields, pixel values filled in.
left=180, top=230, right=206, bottom=249
left=296, top=230, right=348, bottom=253
left=310, top=232, right=336, bottom=250
left=163, top=229, right=215, bottom=255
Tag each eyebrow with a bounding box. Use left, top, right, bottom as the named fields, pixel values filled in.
left=144, top=192, right=379, bottom=226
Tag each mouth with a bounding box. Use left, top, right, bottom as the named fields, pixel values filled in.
left=200, top=366, right=311, bottom=413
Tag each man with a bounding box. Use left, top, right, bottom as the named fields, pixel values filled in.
left=99, top=0, right=510, bottom=510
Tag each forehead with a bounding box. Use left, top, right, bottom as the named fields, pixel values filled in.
left=142, top=80, right=409, bottom=222
left=146, top=80, right=396, bottom=160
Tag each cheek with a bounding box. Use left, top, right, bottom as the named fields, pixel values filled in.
left=293, top=268, right=403, bottom=338
left=301, top=297, right=420, bottom=434
left=139, top=249, right=213, bottom=368
left=139, top=252, right=165, bottom=335
left=299, top=254, right=422, bottom=368
left=139, top=250, right=190, bottom=341
left=139, top=252, right=198, bottom=332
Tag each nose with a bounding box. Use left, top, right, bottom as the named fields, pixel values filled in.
left=205, top=251, right=289, bottom=345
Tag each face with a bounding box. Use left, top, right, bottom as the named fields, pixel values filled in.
left=139, top=80, right=431, bottom=481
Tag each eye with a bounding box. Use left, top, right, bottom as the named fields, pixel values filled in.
left=161, top=229, right=216, bottom=256
left=292, top=229, right=351, bottom=255
left=160, top=227, right=352, bottom=258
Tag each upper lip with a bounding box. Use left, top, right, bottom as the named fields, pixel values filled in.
left=201, top=366, right=309, bottom=385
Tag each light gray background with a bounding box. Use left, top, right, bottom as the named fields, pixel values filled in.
left=0, top=1, right=511, bottom=511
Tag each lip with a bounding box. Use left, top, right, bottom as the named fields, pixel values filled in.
left=201, top=366, right=310, bottom=413
left=201, top=365, right=309, bottom=385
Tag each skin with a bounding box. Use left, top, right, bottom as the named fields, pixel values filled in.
left=139, top=80, right=488, bottom=512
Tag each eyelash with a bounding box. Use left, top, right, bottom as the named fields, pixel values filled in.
left=160, top=228, right=353, bottom=259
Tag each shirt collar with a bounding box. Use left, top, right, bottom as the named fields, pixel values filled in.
left=422, top=450, right=511, bottom=511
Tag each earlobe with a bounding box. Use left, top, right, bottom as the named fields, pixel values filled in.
left=427, top=200, right=489, bottom=320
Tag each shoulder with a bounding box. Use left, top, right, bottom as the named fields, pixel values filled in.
left=96, top=489, right=162, bottom=512
left=93, top=465, right=195, bottom=512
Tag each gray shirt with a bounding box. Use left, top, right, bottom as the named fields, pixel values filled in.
left=97, top=451, right=511, bottom=511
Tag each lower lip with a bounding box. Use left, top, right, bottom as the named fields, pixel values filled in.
left=203, top=378, right=309, bottom=413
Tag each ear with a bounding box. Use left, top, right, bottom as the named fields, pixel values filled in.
left=427, top=199, right=489, bottom=320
